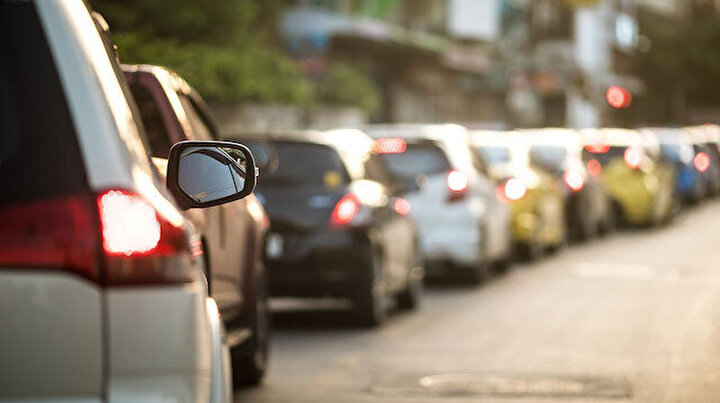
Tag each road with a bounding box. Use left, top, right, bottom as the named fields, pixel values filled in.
left=236, top=202, right=720, bottom=403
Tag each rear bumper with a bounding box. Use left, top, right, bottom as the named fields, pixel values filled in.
left=107, top=281, right=214, bottom=403
left=265, top=229, right=371, bottom=298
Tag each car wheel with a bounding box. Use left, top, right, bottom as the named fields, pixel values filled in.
left=231, top=268, right=270, bottom=388
left=353, top=247, right=387, bottom=327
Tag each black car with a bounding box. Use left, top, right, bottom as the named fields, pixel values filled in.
left=228, top=130, right=423, bottom=326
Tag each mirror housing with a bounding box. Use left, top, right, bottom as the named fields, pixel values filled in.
left=167, top=140, right=257, bottom=210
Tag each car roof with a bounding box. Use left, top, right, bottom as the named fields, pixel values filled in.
left=579, top=128, right=644, bottom=147
left=519, top=128, right=582, bottom=148
left=226, top=129, right=373, bottom=153
left=360, top=123, right=468, bottom=143
left=468, top=130, right=528, bottom=147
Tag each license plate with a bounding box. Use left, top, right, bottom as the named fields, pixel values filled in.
left=266, top=233, right=284, bottom=259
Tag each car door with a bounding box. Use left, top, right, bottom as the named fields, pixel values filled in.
left=171, top=89, right=256, bottom=324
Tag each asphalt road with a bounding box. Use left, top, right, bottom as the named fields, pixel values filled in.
left=236, top=201, right=720, bottom=403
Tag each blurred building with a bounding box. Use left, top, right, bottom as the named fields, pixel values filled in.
left=280, top=0, right=642, bottom=128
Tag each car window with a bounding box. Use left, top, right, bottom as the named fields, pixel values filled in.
left=476, top=146, right=511, bottom=164
left=178, top=93, right=214, bottom=141
left=0, top=1, right=87, bottom=205
left=129, top=82, right=173, bottom=158
left=530, top=145, right=568, bottom=170
left=380, top=143, right=451, bottom=181
left=259, top=142, right=350, bottom=188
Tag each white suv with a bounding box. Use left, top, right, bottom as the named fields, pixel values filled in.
left=0, top=1, right=250, bottom=401
left=362, top=124, right=512, bottom=283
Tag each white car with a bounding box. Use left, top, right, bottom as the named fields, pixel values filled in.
left=362, top=124, right=512, bottom=282
left=0, top=1, right=246, bottom=401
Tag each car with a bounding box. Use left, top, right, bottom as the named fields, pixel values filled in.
left=580, top=128, right=675, bottom=226
left=122, top=64, right=271, bottom=386
left=469, top=130, right=566, bottom=260
left=229, top=129, right=423, bottom=326
left=0, top=2, right=252, bottom=401
left=521, top=129, right=613, bottom=242
left=685, top=125, right=720, bottom=197
left=361, top=124, right=513, bottom=282
left=640, top=127, right=704, bottom=204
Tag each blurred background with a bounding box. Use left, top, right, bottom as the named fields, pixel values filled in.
left=93, top=0, right=720, bottom=131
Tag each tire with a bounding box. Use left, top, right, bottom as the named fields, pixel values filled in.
left=231, top=269, right=270, bottom=388
left=517, top=239, right=543, bottom=262
left=455, top=261, right=491, bottom=284
left=352, top=247, right=387, bottom=327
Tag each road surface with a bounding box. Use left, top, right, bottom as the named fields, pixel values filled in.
left=237, top=202, right=720, bottom=402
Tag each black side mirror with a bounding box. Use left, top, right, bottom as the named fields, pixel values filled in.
left=167, top=140, right=257, bottom=209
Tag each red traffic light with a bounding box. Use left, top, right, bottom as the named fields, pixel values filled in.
left=606, top=86, right=632, bottom=109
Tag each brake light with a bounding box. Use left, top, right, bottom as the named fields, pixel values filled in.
left=585, top=143, right=610, bottom=154
left=563, top=170, right=585, bottom=192
left=330, top=193, right=360, bottom=227
left=99, top=191, right=161, bottom=256
left=446, top=170, right=469, bottom=202
left=586, top=159, right=602, bottom=177
left=500, top=178, right=527, bottom=202
left=0, top=195, right=99, bottom=281
left=374, top=138, right=407, bottom=154
left=694, top=152, right=711, bottom=173
left=393, top=198, right=412, bottom=216
left=624, top=147, right=642, bottom=170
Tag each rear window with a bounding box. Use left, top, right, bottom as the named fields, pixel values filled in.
left=583, top=146, right=627, bottom=166
left=0, top=2, right=87, bottom=205
left=476, top=146, right=511, bottom=164
left=380, top=143, right=451, bottom=181
left=253, top=141, right=350, bottom=188
left=529, top=145, right=567, bottom=169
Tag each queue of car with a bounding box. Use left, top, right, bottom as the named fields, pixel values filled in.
left=4, top=1, right=720, bottom=402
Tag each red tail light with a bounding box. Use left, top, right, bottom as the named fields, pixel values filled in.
left=624, top=147, right=642, bottom=170
left=447, top=170, right=469, bottom=201
left=0, top=195, right=99, bottom=281
left=374, top=138, right=407, bottom=154
left=393, top=198, right=412, bottom=216
left=585, top=143, right=610, bottom=154
left=496, top=177, right=527, bottom=202
left=563, top=170, right=585, bottom=192
left=586, top=159, right=602, bottom=177
left=694, top=152, right=711, bottom=173
left=330, top=193, right=360, bottom=228
left=0, top=189, right=194, bottom=286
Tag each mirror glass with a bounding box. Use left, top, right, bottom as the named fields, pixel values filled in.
left=177, top=146, right=246, bottom=204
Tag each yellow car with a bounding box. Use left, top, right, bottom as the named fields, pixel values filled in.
left=580, top=129, right=675, bottom=226
left=470, top=131, right=566, bottom=259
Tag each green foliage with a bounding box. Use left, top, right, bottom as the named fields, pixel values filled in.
left=317, top=62, right=381, bottom=113
left=93, top=0, right=380, bottom=111
left=92, top=0, right=312, bottom=105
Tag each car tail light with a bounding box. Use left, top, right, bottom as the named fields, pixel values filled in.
left=447, top=170, right=469, bottom=201
left=0, top=189, right=194, bottom=286
left=586, top=159, right=602, bottom=177
left=694, top=152, right=711, bottom=173
left=585, top=143, right=610, bottom=154
left=624, top=147, right=643, bottom=170
left=374, top=138, right=407, bottom=154
left=497, top=177, right=527, bottom=202
left=393, top=198, right=412, bottom=216
left=563, top=170, right=585, bottom=192
left=330, top=193, right=361, bottom=228
left=0, top=194, right=99, bottom=281
left=98, top=189, right=192, bottom=285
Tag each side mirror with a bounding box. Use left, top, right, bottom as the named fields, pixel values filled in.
left=167, top=140, right=257, bottom=209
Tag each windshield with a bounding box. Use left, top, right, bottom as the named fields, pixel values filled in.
left=476, top=146, right=511, bottom=164
left=380, top=143, right=451, bottom=181
left=529, top=145, right=567, bottom=170
left=254, top=141, right=349, bottom=188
